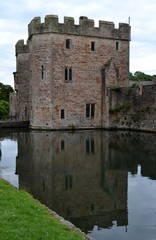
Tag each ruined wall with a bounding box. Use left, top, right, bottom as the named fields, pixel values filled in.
left=27, top=15, right=130, bottom=129
left=108, top=84, right=156, bottom=131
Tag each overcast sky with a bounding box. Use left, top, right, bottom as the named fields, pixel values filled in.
left=1, top=0, right=156, bottom=87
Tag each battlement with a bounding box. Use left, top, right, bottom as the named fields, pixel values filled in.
left=28, top=15, right=131, bottom=40
left=16, top=40, right=29, bottom=55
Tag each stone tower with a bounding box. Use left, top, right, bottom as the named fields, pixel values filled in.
left=14, top=15, right=131, bottom=129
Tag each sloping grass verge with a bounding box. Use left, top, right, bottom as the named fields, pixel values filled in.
left=0, top=178, right=87, bottom=240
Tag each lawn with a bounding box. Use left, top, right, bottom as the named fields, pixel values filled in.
left=0, top=178, right=87, bottom=240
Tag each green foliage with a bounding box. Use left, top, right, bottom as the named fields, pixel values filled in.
left=129, top=71, right=156, bottom=81
left=0, top=179, right=85, bottom=240
left=0, top=82, right=14, bottom=120
left=0, top=82, right=14, bottom=102
left=0, top=100, right=9, bottom=120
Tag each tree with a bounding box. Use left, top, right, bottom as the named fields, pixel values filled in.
left=0, top=82, right=14, bottom=120
left=0, top=100, right=9, bottom=120
left=129, top=71, right=154, bottom=81
left=0, top=83, right=14, bottom=102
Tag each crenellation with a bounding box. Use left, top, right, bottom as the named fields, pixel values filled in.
left=79, top=16, right=95, bottom=35
left=45, top=14, right=59, bottom=32
left=64, top=16, right=75, bottom=25
left=28, top=15, right=130, bottom=40
left=28, top=17, right=40, bottom=37
left=79, top=16, right=94, bottom=27
left=99, top=20, right=115, bottom=29
left=16, top=40, right=29, bottom=55
left=119, top=23, right=131, bottom=40
left=64, top=16, right=75, bottom=33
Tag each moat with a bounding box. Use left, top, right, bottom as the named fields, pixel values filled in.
left=1, top=129, right=156, bottom=240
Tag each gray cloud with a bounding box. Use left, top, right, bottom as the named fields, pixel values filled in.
left=0, top=0, right=156, bottom=86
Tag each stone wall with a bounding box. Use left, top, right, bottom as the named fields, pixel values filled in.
left=108, top=83, right=156, bottom=131
left=9, top=92, right=17, bottom=119
left=15, top=40, right=30, bottom=121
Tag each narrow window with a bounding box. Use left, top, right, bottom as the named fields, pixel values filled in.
left=86, top=139, right=90, bottom=154
left=61, top=140, right=65, bottom=150
left=66, top=39, right=71, bottom=49
left=41, top=65, right=44, bottom=79
left=61, top=109, right=65, bottom=119
left=91, top=104, right=95, bottom=119
left=91, top=41, right=95, bottom=51
left=65, top=67, right=68, bottom=81
left=91, top=139, right=95, bottom=153
left=86, top=104, right=95, bottom=118
left=86, top=104, right=90, bottom=118
left=65, top=67, right=72, bottom=82
left=90, top=204, right=94, bottom=211
left=69, top=68, right=72, bottom=81
left=116, top=41, right=119, bottom=51
left=65, top=176, right=72, bottom=190
left=86, top=138, right=95, bottom=154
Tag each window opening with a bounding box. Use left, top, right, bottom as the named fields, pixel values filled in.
left=69, top=68, right=72, bottom=81
left=86, top=104, right=95, bottom=118
left=66, top=39, right=71, bottom=49
left=61, top=109, right=65, bottom=119
left=65, top=176, right=72, bottom=190
left=41, top=65, right=45, bottom=79
left=116, top=41, right=119, bottom=51
left=65, top=67, right=72, bottom=81
left=86, top=138, right=95, bottom=154
left=91, top=41, right=95, bottom=51
left=61, top=140, right=65, bottom=150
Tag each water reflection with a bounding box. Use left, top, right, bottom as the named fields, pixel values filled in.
left=16, top=130, right=156, bottom=238
left=0, top=130, right=18, bottom=187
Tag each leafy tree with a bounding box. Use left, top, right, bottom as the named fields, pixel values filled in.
left=129, top=71, right=155, bottom=81
left=0, top=82, right=14, bottom=119
left=0, top=100, right=9, bottom=120
left=0, top=83, right=14, bottom=102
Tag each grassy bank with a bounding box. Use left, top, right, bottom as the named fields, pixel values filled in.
left=0, top=179, right=87, bottom=240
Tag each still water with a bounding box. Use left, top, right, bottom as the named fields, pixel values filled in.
left=0, top=129, right=156, bottom=240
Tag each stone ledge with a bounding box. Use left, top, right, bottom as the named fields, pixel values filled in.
left=0, top=121, right=29, bottom=128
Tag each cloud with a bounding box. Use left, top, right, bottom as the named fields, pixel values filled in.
left=1, top=0, right=156, bottom=86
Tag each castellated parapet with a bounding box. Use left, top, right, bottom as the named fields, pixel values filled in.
left=16, top=40, right=29, bottom=55
left=28, top=15, right=130, bottom=40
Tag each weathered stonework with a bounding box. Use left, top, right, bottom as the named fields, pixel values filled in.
left=12, top=15, right=130, bottom=130
left=108, top=83, right=156, bottom=131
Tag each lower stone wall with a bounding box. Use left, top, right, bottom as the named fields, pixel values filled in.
left=108, top=83, right=156, bottom=131
left=0, top=121, right=29, bottom=128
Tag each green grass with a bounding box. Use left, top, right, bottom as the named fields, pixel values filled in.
left=0, top=179, right=86, bottom=240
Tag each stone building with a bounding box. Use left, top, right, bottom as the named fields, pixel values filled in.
left=12, top=15, right=131, bottom=130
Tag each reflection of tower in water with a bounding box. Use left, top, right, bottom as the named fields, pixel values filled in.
left=17, top=131, right=128, bottom=233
